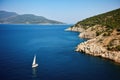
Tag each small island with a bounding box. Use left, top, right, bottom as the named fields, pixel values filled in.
left=66, top=8, right=120, bottom=63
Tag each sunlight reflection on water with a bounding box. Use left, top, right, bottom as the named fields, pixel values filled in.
left=32, top=68, right=37, bottom=78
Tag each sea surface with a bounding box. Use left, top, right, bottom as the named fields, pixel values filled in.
left=0, top=24, right=120, bottom=80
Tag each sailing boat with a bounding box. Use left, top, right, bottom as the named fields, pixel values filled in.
left=32, top=55, right=38, bottom=68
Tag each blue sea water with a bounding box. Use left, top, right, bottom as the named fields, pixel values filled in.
left=0, top=24, right=120, bottom=80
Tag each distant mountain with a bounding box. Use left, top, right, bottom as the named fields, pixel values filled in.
left=0, top=11, right=18, bottom=20
left=0, top=11, right=64, bottom=24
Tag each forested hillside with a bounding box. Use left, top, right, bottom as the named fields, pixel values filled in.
left=75, top=8, right=120, bottom=29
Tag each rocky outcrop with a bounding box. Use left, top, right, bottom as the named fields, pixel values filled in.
left=76, top=37, right=120, bottom=63
left=66, top=24, right=120, bottom=63
left=79, top=25, right=106, bottom=39
left=65, top=24, right=85, bottom=32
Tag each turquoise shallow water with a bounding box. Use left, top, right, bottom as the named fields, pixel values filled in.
left=0, top=24, right=120, bottom=80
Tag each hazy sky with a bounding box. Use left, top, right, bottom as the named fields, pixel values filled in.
left=0, top=0, right=120, bottom=23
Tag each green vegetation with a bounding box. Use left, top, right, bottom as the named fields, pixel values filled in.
left=96, top=31, right=102, bottom=36
left=107, top=45, right=120, bottom=51
left=75, top=8, right=120, bottom=29
left=117, top=28, right=120, bottom=32
left=103, top=32, right=110, bottom=36
left=107, top=39, right=120, bottom=51
left=115, top=45, right=120, bottom=51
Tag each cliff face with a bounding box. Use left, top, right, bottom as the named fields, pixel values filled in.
left=65, top=24, right=85, bottom=32
left=76, top=35, right=120, bottom=63
left=66, top=8, right=120, bottom=63
left=68, top=25, right=120, bottom=63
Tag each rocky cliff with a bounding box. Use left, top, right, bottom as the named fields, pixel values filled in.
left=67, top=8, right=120, bottom=63
left=76, top=35, right=120, bottom=63
left=65, top=24, right=85, bottom=32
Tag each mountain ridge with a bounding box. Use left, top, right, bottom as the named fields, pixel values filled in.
left=0, top=10, right=64, bottom=24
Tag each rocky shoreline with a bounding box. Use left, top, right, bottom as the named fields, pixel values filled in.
left=66, top=25, right=120, bottom=63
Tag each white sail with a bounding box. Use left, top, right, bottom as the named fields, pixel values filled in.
left=32, top=55, right=36, bottom=65
left=32, top=55, right=38, bottom=68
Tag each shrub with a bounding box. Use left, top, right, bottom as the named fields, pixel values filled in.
left=96, top=31, right=102, bottom=36
left=115, top=45, right=120, bottom=51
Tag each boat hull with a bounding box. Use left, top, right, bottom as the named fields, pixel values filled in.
left=32, top=64, right=38, bottom=68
